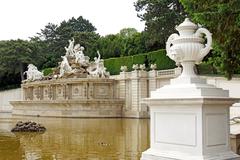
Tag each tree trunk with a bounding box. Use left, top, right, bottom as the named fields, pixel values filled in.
left=19, top=62, right=24, bottom=81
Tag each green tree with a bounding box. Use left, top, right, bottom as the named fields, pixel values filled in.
left=121, top=32, right=146, bottom=56
left=134, top=0, right=186, bottom=51
left=97, top=34, right=123, bottom=58
left=119, top=28, right=138, bottom=37
left=118, top=28, right=146, bottom=56
left=37, top=23, right=58, bottom=41
left=97, top=28, right=147, bottom=58
left=73, top=32, right=100, bottom=59
left=0, top=39, right=44, bottom=89
left=33, top=16, right=99, bottom=68
left=180, top=0, right=240, bottom=79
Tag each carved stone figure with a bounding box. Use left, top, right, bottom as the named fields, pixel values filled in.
left=59, top=56, right=72, bottom=77
left=24, top=64, right=44, bottom=81
left=65, top=38, right=75, bottom=57
left=25, top=38, right=110, bottom=80
left=75, top=45, right=89, bottom=66
left=87, top=51, right=109, bottom=78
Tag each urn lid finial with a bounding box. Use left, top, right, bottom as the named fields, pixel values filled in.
left=176, top=18, right=198, bottom=35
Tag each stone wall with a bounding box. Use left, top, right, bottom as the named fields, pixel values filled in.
left=114, top=68, right=240, bottom=118
left=115, top=68, right=181, bottom=118
left=11, top=78, right=124, bottom=118
left=206, top=77, right=240, bottom=119
left=21, top=78, right=117, bottom=101
left=0, top=88, right=22, bottom=112
left=2, top=68, right=240, bottom=118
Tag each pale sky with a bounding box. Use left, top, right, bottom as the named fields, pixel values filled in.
left=0, top=0, right=145, bottom=40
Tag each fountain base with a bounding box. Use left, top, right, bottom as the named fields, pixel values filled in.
left=11, top=99, right=124, bottom=118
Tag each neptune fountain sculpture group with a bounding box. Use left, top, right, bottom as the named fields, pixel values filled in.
left=24, top=38, right=109, bottom=82
left=11, top=39, right=123, bottom=118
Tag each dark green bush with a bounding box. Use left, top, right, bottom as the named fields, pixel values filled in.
left=104, top=49, right=176, bottom=75
left=42, top=68, right=53, bottom=76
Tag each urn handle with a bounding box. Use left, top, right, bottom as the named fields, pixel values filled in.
left=166, top=33, right=179, bottom=58
left=195, top=28, right=212, bottom=59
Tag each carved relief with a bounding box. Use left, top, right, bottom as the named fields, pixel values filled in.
left=71, top=84, right=84, bottom=99
left=22, top=80, right=115, bottom=101
left=74, top=88, right=79, bottom=94
left=94, top=84, right=110, bottom=99
left=56, top=85, right=64, bottom=100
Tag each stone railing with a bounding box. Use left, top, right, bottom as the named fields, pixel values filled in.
left=157, top=67, right=182, bottom=78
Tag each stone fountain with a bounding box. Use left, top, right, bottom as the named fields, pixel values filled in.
left=10, top=39, right=124, bottom=118
left=141, top=18, right=240, bottom=160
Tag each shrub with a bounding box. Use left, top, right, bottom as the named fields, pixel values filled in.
left=42, top=68, right=53, bottom=76
left=104, top=49, right=176, bottom=75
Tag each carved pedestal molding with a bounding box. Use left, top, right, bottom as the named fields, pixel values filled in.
left=141, top=18, right=240, bottom=160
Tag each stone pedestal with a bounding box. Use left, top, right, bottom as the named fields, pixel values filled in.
left=141, top=76, right=240, bottom=160
left=230, top=133, right=240, bottom=155
left=141, top=18, right=240, bottom=160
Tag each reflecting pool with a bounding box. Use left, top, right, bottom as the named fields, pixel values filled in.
left=0, top=113, right=149, bottom=160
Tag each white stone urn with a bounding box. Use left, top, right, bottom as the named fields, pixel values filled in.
left=139, top=64, right=146, bottom=71
left=166, top=18, right=212, bottom=77
left=150, top=64, right=157, bottom=70
left=132, top=64, right=139, bottom=71
left=141, top=18, right=240, bottom=160
left=120, top=65, right=128, bottom=72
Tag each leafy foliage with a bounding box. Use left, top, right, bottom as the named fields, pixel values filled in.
left=0, top=39, right=44, bottom=89
left=42, top=68, right=53, bottom=76
left=97, top=28, right=147, bottom=58
left=134, top=0, right=186, bottom=50
left=180, top=0, right=240, bottom=79
left=33, top=16, right=99, bottom=68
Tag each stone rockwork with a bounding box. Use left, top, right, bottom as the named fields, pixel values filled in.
left=11, top=121, right=46, bottom=132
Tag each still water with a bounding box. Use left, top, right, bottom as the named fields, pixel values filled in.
left=0, top=113, right=149, bottom=160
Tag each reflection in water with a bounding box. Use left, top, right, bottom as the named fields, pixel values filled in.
left=0, top=114, right=149, bottom=160
left=0, top=129, right=22, bottom=160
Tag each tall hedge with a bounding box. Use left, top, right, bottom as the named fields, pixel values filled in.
left=104, top=49, right=176, bottom=75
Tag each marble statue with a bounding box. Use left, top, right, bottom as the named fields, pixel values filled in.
left=65, top=38, right=75, bottom=57
left=94, top=51, right=101, bottom=65
left=59, top=56, right=72, bottom=77
left=74, top=45, right=89, bottom=66
left=24, top=64, right=44, bottom=81
left=24, top=38, right=110, bottom=79
left=87, top=51, right=109, bottom=78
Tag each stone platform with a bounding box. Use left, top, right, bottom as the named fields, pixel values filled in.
left=11, top=99, right=123, bottom=118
